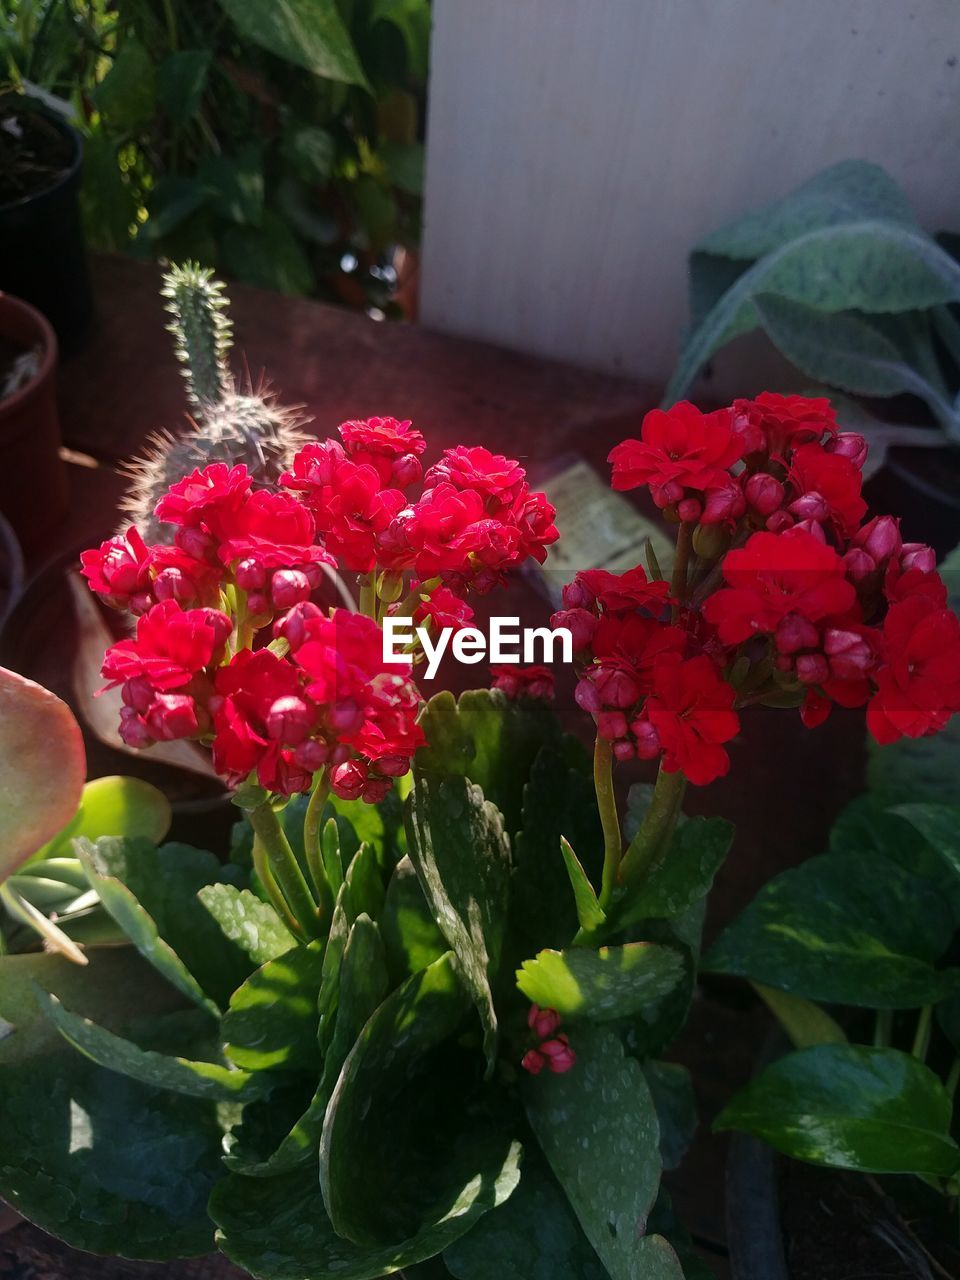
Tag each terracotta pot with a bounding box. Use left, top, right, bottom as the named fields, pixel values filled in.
left=0, top=106, right=93, bottom=350
left=0, top=294, right=68, bottom=555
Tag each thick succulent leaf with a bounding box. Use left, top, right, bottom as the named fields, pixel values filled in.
left=704, top=850, right=960, bottom=1008
left=443, top=1145, right=608, bottom=1280
left=894, top=803, right=960, bottom=883
left=0, top=666, right=85, bottom=880
left=221, top=1075, right=319, bottom=1174
left=35, top=988, right=267, bottom=1101
left=222, top=940, right=324, bottom=1073
left=321, top=951, right=517, bottom=1248
left=196, top=883, right=296, bottom=967
left=34, top=774, right=172, bottom=860
left=214, top=1144, right=522, bottom=1280
left=642, top=1061, right=698, bottom=1172
left=560, top=837, right=606, bottom=934
left=715, top=1044, right=960, bottom=1177
left=609, top=817, right=732, bottom=933
left=217, top=0, right=369, bottom=88
left=406, top=774, right=511, bottom=1072
left=509, top=746, right=603, bottom=960
left=516, top=943, right=685, bottom=1022
left=525, top=1026, right=683, bottom=1280
left=416, top=689, right=568, bottom=837
left=381, top=856, right=448, bottom=984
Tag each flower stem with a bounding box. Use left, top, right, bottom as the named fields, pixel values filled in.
left=594, top=735, right=622, bottom=909
left=671, top=521, right=694, bottom=618
left=251, top=837, right=303, bottom=938
left=619, top=765, right=687, bottom=889
left=911, top=1004, right=933, bottom=1061
left=245, top=800, right=321, bottom=940
left=873, top=1008, right=893, bottom=1048
left=359, top=572, right=377, bottom=618
left=303, top=769, right=333, bottom=923
left=946, top=1056, right=960, bottom=1101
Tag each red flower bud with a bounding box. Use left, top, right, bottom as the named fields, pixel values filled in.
left=788, top=490, right=830, bottom=523
left=677, top=497, right=702, bottom=523
left=175, top=526, right=216, bottom=561
left=562, top=578, right=594, bottom=610
left=527, top=1004, right=562, bottom=1039
left=119, top=706, right=152, bottom=748
left=901, top=542, right=936, bottom=574
left=630, top=716, right=661, bottom=759
left=293, top=738, right=330, bottom=771
left=330, top=699, right=363, bottom=734
left=266, top=695, right=315, bottom=745
left=745, top=473, right=785, bottom=517
left=765, top=511, right=794, bottom=534
left=375, top=754, right=410, bottom=777
left=701, top=484, right=745, bottom=525
left=521, top=1049, right=545, bottom=1075
left=270, top=569, right=312, bottom=608
left=594, top=666, right=642, bottom=709
left=855, top=515, right=901, bottom=564
left=121, top=675, right=154, bottom=714
left=823, top=628, right=874, bottom=680
left=152, top=567, right=190, bottom=602
left=843, top=547, right=876, bottom=583
left=774, top=613, right=820, bottom=655
left=597, top=710, right=628, bottom=740
left=574, top=677, right=603, bottom=716
left=331, top=759, right=368, bottom=800
left=274, top=601, right=324, bottom=650
left=391, top=453, right=422, bottom=488
left=236, top=557, right=266, bottom=590
left=550, top=607, right=597, bottom=652
left=613, top=739, right=637, bottom=761
left=144, top=692, right=199, bottom=741
left=795, top=653, right=829, bottom=685
left=539, top=1035, right=576, bottom=1074
left=827, top=432, right=868, bottom=468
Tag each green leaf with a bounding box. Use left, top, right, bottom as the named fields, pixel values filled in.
left=93, top=39, right=157, bottom=127
left=516, top=943, right=685, bottom=1022
left=382, top=140, right=425, bottom=196
left=893, top=803, right=960, bottom=883
left=371, top=0, right=432, bottom=81
left=321, top=952, right=519, bottom=1249
left=752, top=984, right=847, bottom=1049
left=222, top=940, right=324, bottom=1072
left=198, top=143, right=264, bottom=225
left=406, top=774, right=511, bottom=1073
left=35, top=988, right=267, bottom=1101
left=608, top=816, right=732, bottom=933
left=525, top=1026, right=683, bottom=1280
left=443, top=1146, right=608, bottom=1280
left=416, top=689, right=568, bottom=837
left=76, top=838, right=219, bottom=1017
left=214, top=1147, right=522, bottom=1280
left=34, top=774, right=172, bottom=860
left=196, top=883, right=296, bottom=966
left=381, top=855, right=447, bottom=983
left=715, top=1044, right=960, bottom=1177
left=223, top=211, right=316, bottom=296
left=282, top=124, right=336, bottom=184
left=157, top=49, right=211, bottom=125
left=560, top=837, right=606, bottom=933
left=704, top=850, right=960, bottom=1008
left=753, top=294, right=958, bottom=431
left=217, top=0, right=369, bottom=88
left=643, top=1061, right=698, bottom=1172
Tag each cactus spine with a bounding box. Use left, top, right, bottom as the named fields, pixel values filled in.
left=119, top=263, right=309, bottom=543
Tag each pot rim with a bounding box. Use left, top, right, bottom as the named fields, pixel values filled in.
left=0, top=98, right=83, bottom=214
left=0, top=292, right=58, bottom=415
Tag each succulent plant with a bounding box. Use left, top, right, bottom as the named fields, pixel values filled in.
left=118, top=263, right=309, bottom=543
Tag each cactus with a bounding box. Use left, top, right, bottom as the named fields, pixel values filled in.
left=118, top=264, right=309, bottom=543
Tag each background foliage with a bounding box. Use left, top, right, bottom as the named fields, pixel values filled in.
left=1, top=0, right=429, bottom=313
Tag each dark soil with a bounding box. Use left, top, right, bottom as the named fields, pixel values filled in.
left=0, top=97, right=73, bottom=206
left=782, top=1162, right=960, bottom=1280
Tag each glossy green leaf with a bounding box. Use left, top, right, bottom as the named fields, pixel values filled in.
left=704, top=850, right=960, bottom=1008
left=218, top=0, right=369, bottom=87
left=715, top=1044, right=960, bottom=1176
left=214, top=1145, right=522, bottom=1280
left=35, top=988, right=266, bottom=1101
left=516, top=943, right=685, bottom=1022
left=321, top=952, right=514, bottom=1248
left=196, top=883, right=296, bottom=967
left=753, top=984, right=846, bottom=1049
left=894, top=803, right=960, bottom=883
left=643, top=1061, right=697, bottom=1172
left=93, top=39, right=156, bottom=127
left=282, top=124, right=336, bottom=183
left=525, top=1026, right=683, bottom=1280
left=35, top=775, right=172, bottom=860
left=443, top=1146, right=608, bottom=1280
left=157, top=49, right=211, bottom=125
left=222, top=940, right=324, bottom=1073
left=609, top=816, right=732, bottom=933
left=406, top=774, right=511, bottom=1072
left=381, top=855, right=447, bottom=983
left=0, top=667, right=85, bottom=880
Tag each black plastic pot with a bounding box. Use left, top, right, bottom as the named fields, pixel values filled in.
left=0, top=104, right=93, bottom=351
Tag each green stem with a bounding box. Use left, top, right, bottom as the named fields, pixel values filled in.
left=594, top=736, right=622, bottom=910
left=619, top=765, right=687, bottom=888
left=359, top=572, right=377, bottom=618
left=946, top=1056, right=960, bottom=1101
left=251, top=837, right=303, bottom=939
left=912, top=1004, right=934, bottom=1061
left=303, top=769, right=333, bottom=922
left=873, top=1008, right=893, bottom=1049
left=671, top=521, right=694, bottom=619
left=245, top=801, right=321, bottom=940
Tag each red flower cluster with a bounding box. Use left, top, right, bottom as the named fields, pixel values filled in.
left=83, top=419, right=559, bottom=801
left=572, top=394, right=960, bottom=778
left=490, top=665, right=555, bottom=701
left=521, top=1005, right=576, bottom=1075
left=553, top=568, right=738, bottom=785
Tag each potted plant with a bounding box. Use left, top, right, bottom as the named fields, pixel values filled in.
left=665, top=160, right=960, bottom=554
left=2, top=390, right=958, bottom=1279
left=0, top=88, right=92, bottom=347
left=707, top=548, right=960, bottom=1278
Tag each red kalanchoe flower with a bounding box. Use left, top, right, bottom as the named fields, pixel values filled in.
left=539, top=1034, right=576, bottom=1074
left=81, top=527, right=153, bottom=613
left=641, top=653, right=739, bottom=786
left=511, top=487, right=559, bottom=565
left=154, top=462, right=252, bottom=534
left=424, top=445, right=526, bottom=514
left=564, top=566, right=671, bottom=615
left=490, top=665, right=555, bottom=701
left=866, top=595, right=960, bottom=744
left=732, top=393, right=837, bottom=460
left=101, top=600, right=232, bottom=692
left=385, top=483, right=521, bottom=586
left=608, top=402, right=744, bottom=508
left=217, top=489, right=334, bottom=573
left=411, top=583, right=475, bottom=633
left=338, top=416, right=426, bottom=487
left=212, top=648, right=315, bottom=794
left=703, top=529, right=857, bottom=646
left=788, top=443, right=867, bottom=537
